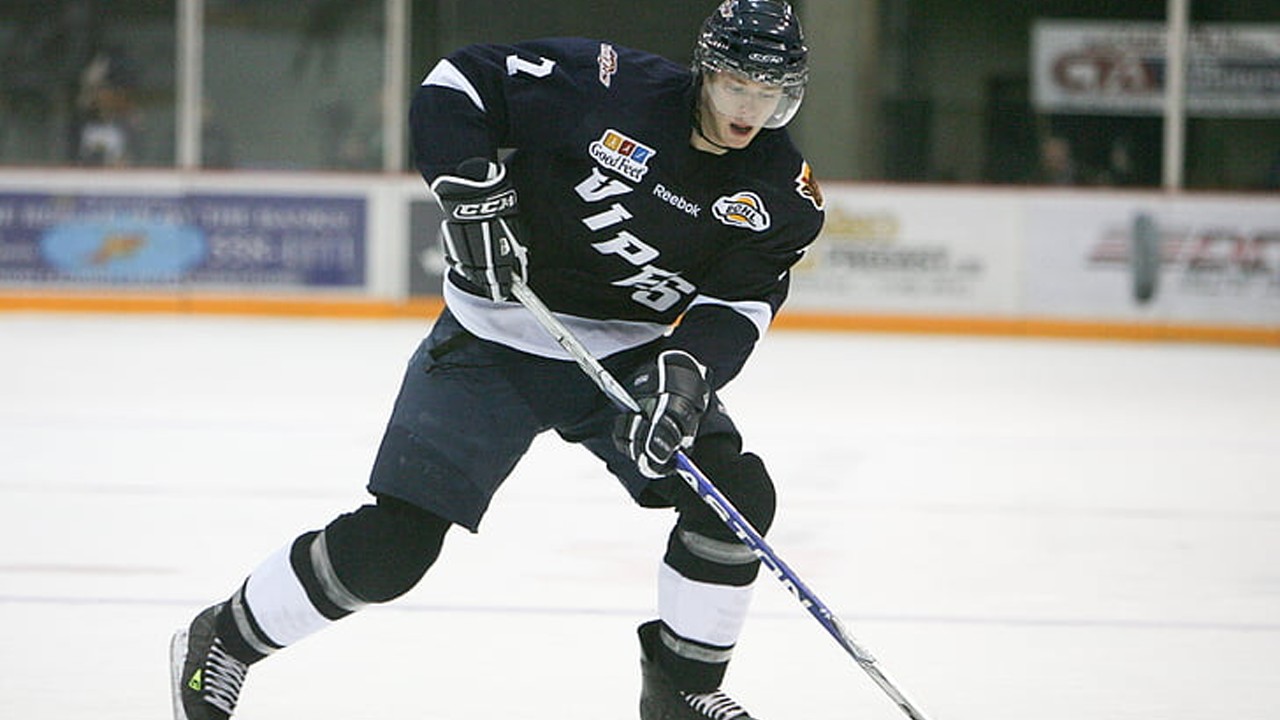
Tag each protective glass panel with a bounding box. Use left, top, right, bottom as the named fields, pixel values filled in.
left=0, top=1, right=175, bottom=167
left=202, top=1, right=385, bottom=170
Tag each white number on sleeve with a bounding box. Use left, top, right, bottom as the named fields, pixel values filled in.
left=506, top=55, right=556, bottom=78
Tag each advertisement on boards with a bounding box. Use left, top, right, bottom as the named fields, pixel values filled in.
left=0, top=192, right=366, bottom=289
left=1032, top=21, right=1280, bottom=117
left=1024, top=194, right=1280, bottom=327
left=788, top=187, right=1021, bottom=316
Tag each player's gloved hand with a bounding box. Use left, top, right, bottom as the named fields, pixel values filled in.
left=430, top=158, right=528, bottom=302
left=613, top=350, right=711, bottom=479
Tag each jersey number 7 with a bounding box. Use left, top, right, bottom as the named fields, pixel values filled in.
left=506, top=55, right=556, bottom=78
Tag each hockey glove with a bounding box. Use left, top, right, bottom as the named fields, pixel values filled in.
left=613, top=350, right=711, bottom=479
left=430, top=158, right=528, bottom=302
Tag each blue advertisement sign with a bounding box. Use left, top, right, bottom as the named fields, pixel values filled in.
left=0, top=192, right=366, bottom=287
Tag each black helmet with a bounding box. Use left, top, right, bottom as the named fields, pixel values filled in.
left=694, top=0, right=809, bottom=127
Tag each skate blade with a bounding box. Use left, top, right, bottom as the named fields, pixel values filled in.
left=170, top=629, right=191, bottom=720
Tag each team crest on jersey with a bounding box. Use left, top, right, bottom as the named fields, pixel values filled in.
left=794, top=161, right=824, bottom=210
left=589, top=129, right=656, bottom=182
left=712, top=191, right=771, bottom=232
left=598, top=43, right=618, bottom=87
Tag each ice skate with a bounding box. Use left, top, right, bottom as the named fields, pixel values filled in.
left=639, top=621, right=758, bottom=720
left=170, top=604, right=249, bottom=720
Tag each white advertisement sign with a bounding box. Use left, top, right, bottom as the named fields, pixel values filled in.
left=1032, top=21, right=1280, bottom=116
left=788, top=187, right=1021, bottom=316
left=1024, top=194, right=1280, bottom=327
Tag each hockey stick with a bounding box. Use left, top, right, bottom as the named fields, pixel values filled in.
left=509, top=278, right=933, bottom=720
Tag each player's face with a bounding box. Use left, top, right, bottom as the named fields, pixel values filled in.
left=695, top=70, right=785, bottom=152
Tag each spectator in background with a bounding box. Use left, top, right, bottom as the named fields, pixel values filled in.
left=1034, top=135, right=1078, bottom=185
left=0, top=0, right=99, bottom=164
left=1099, top=136, right=1138, bottom=187
left=75, top=44, right=140, bottom=166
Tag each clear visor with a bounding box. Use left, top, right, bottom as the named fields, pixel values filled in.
left=702, top=69, right=805, bottom=129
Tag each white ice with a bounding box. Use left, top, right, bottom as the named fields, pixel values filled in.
left=1, top=312, right=1278, bottom=720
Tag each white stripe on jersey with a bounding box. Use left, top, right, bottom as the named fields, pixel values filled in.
left=422, top=58, right=486, bottom=113
left=686, top=294, right=772, bottom=340
left=444, top=280, right=669, bottom=361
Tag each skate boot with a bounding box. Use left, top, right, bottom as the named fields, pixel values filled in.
left=170, top=604, right=249, bottom=720
left=639, top=621, right=758, bottom=720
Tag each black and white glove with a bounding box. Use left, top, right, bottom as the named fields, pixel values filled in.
left=613, top=350, right=711, bottom=479
left=430, top=158, right=528, bottom=302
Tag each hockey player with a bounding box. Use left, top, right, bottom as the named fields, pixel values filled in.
left=170, top=2, right=824, bottom=719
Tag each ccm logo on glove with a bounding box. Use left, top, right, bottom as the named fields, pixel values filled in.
left=448, top=190, right=518, bottom=219
left=431, top=158, right=529, bottom=302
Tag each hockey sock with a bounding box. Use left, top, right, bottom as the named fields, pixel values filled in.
left=321, top=495, right=452, bottom=603
left=214, top=530, right=356, bottom=665
left=652, top=434, right=777, bottom=690
left=214, top=496, right=452, bottom=664
left=656, top=531, right=758, bottom=691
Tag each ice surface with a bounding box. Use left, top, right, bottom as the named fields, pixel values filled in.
left=1, top=312, right=1278, bottom=720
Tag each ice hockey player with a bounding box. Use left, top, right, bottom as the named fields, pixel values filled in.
left=170, top=1, right=824, bottom=719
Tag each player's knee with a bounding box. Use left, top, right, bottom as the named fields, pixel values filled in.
left=319, top=496, right=452, bottom=604
left=684, top=434, right=777, bottom=536
left=666, top=435, right=776, bottom=586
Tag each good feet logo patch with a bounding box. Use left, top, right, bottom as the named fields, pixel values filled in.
left=712, top=191, right=771, bottom=232
left=589, top=129, right=656, bottom=182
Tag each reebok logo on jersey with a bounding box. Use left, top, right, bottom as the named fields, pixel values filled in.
left=589, top=129, right=655, bottom=182
left=712, top=191, right=771, bottom=232
left=653, top=184, right=701, bottom=217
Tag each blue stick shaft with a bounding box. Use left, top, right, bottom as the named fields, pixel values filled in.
left=671, top=452, right=931, bottom=720
left=510, top=279, right=931, bottom=720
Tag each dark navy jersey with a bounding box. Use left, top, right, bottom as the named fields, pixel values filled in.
left=412, top=37, right=824, bottom=388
